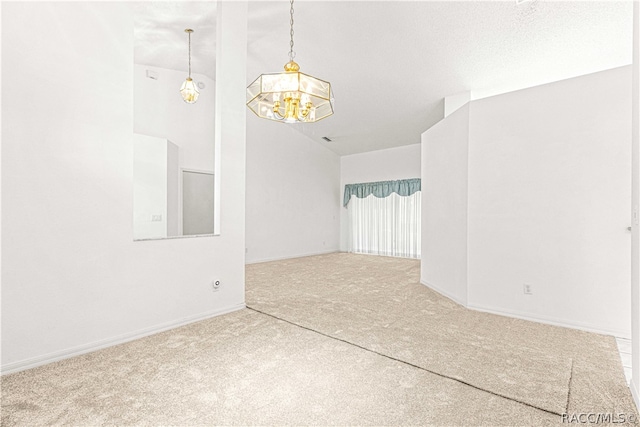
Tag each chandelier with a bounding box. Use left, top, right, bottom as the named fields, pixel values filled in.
left=246, top=0, right=334, bottom=123
left=180, top=29, right=199, bottom=104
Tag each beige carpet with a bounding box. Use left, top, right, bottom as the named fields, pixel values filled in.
left=1, top=253, right=637, bottom=426
left=246, top=253, right=637, bottom=422
left=4, top=309, right=568, bottom=426
left=247, top=254, right=572, bottom=415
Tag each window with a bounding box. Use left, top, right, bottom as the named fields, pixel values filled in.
left=344, top=179, right=421, bottom=259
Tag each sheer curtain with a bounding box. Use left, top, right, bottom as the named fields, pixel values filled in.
left=347, top=191, right=421, bottom=259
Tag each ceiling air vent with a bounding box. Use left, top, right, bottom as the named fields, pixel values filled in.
left=322, top=136, right=332, bottom=142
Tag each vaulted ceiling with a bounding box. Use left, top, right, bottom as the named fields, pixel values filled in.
left=134, top=1, right=633, bottom=156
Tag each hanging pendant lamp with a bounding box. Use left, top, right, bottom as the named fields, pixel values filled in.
left=246, top=0, right=334, bottom=123
left=180, top=29, right=199, bottom=104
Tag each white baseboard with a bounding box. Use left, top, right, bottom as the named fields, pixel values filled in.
left=245, top=249, right=339, bottom=265
left=419, top=280, right=629, bottom=338
left=1, top=303, right=246, bottom=376
left=631, top=379, right=640, bottom=413
left=420, top=279, right=466, bottom=306
left=467, top=302, right=631, bottom=339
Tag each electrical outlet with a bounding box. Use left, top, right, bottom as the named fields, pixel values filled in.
left=523, top=283, right=533, bottom=295
left=211, top=280, right=221, bottom=292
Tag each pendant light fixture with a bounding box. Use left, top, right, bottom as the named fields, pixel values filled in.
left=180, top=29, right=199, bottom=104
left=246, top=0, right=334, bottom=123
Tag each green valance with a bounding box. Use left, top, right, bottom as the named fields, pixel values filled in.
left=343, top=178, right=421, bottom=207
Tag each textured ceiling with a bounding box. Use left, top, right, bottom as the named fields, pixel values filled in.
left=134, top=1, right=633, bottom=156
left=134, top=2, right=217, bottom=79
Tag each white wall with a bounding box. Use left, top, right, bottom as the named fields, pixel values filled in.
left=167, top=141, right=180, bottom=236
left=133, top=134, right=169, bottom=240
left=468, top=66, right=631, bottom=337
left=444, top=92, right=471, bottom=118
left=340, top=144, right=422, bottom=251
left=631, top=0, right=640, bottom=409
left=1, top=2, right=246, bottom=372
left=421, top=66, right=632, bottom=337
left=245, top=121, right=340, bottom=264
left=421, top=104, right=469, bottom=305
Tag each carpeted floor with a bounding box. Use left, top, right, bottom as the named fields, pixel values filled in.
left=247, top=254, right=573, bottom=415
left=247, top=254, right=637, bottom=421
left=1, top=253, right=637, bottom=426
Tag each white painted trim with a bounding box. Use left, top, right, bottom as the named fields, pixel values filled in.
left=346, top=251, right=421, bottom=261
left=467, top=302, right=631, bottom=339
left=420, top=280, right=466, bottom=307
left=245, top=250, right=339, bottom=265
left=631, top=379, right=640, bottom=413
left=1, top=303, right=246, bottom=376
left=420, top=279, right=630, bottom=339
left=181, top=168, right=214, bottom=176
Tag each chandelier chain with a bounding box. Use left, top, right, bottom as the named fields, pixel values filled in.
left=289, top=0, right=295, bottom=61
left=188, top=31, right=192, bottom=77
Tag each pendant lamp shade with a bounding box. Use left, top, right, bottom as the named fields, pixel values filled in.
left=247, top=62, right=333, bottom=123
left=180, top=29, right=199, bottom=104
left=180, top=77, right=199, bottom=104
